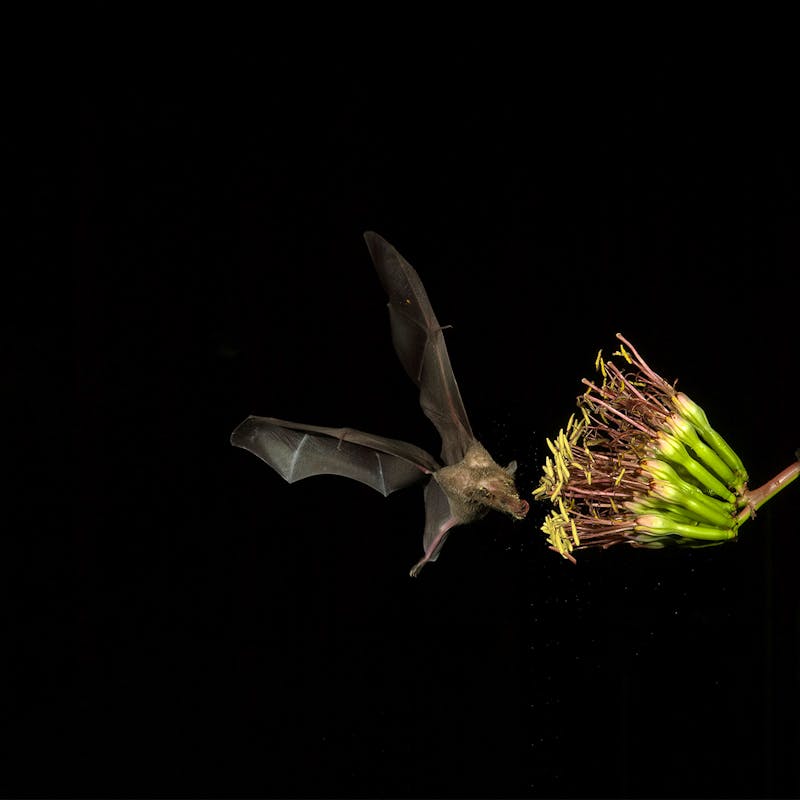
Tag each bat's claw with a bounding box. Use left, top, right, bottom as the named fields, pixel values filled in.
left=409, top=558, right=427, bottom=577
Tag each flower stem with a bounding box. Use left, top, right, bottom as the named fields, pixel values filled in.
left=737, top=455, right=800, bottom=525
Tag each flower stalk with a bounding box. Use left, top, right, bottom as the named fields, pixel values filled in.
left=534, top=334, right=799, bottom=562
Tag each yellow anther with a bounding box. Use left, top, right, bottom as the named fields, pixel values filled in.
left=614, top=344, right=632, bottom=364
left=597, top=357, right=608, bottom=380
left=553, top=452, right=565, bottom=482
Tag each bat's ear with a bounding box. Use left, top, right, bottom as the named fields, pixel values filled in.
left=505, top=460, right=518, bottom=476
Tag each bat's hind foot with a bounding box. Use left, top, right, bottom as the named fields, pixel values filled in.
left=409, top=557, right=429, bottom=578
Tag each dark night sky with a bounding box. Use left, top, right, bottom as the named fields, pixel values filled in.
left=52, top=32, right=800, bottom=798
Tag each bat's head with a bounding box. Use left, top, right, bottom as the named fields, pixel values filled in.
left=438, top=442, right=530, bottom=521
left=475, top=467, right=530, bottom=520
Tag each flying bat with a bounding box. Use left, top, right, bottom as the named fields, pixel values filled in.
left=230, top=232, right=529, bottom=576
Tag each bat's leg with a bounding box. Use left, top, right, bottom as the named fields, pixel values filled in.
left=409, top=518, right=458, bottom=577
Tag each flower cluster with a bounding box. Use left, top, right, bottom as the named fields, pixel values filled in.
left=534, top=334, right=755, bottom=562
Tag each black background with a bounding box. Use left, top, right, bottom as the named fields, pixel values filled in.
left=55, top=30, right=800, bottom=799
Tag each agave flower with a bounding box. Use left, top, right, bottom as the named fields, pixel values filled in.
left=534, top=333, right=800, bottom=562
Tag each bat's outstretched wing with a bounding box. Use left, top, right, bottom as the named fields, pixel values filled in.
left=364, top=232, right=474, bottom=466
left=230, top=416, right=440, bottom=497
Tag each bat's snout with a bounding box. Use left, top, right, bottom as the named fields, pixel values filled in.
left=512, top=498, right=529, bottom=519
left=492, top=491, right=529, bottom=520
left=473, top=472, right=531, bottom=520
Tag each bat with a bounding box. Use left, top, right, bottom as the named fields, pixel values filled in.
left=231, top=232, right=529, bottom=576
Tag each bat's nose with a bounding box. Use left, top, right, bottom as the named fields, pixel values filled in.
left=515, top=499, right=530, bottom=519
